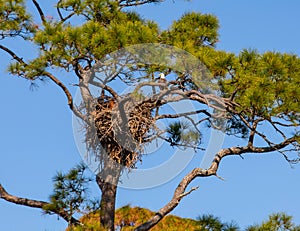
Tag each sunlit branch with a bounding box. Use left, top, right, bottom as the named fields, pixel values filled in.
left=135, top=135, right=299, bottom=230
left=248, top=137, right=298, bottom=153
left=248, top=118, right=264, bottom=147
left=0, top=44, right=87, bottom=123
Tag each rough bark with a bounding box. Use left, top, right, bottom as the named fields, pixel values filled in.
left=96, top=158, right=122, bottom=231
left=99, top=181, right=118, bottom=231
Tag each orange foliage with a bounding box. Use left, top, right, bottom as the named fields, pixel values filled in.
left=69, top=206, right=199, bottom=231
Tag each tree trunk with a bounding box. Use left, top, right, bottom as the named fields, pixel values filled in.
left=99, top=181, right=118, bottom=231
left=96, top=158, right=122, bottom=231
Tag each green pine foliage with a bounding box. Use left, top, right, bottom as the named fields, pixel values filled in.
left=197, top=214, right=239, bottom=231
left=43, top=163, right=94, bottom=222
left=0, top=0, right=35, bottom=38
left=2, top=0, right=299, bottom=133
left=221, top=50, right=300, bottom=121
left=246, top=213, right=300, bottom=231
left=167, top=12, right=219, bottom=50
left=167, top=121, right=201, bottom=148
left=1, top=0, right=300, bottom=229
left=1, top=0, right=299, bottom=138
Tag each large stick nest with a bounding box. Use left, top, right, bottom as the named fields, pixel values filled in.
left=88, top=95, right=156, bottom=168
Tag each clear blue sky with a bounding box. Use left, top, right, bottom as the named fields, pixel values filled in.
left=1, top=0, right=300, bottom=230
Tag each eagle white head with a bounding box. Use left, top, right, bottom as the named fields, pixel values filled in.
left=159, top=73, right=165, bottom=79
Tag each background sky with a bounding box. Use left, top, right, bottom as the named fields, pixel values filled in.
left=1, top=0, right=300, bottom=230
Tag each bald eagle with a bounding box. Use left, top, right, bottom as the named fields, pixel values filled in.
left=158, top=73, right=167, bottom=90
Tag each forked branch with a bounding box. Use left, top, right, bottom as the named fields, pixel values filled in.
left=56, top=0, right=76, bottom=23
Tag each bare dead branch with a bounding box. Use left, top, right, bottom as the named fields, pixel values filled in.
left=56, top=0, right=64, bottom=21
left=215, top=174, right=225, bottom=181
left=178, top=186, right=199, bottom=198
left=61, top=12, right=76, bottom=22
left=135, top=136, right=299, bottom=230
left=0, top=184, right=81, bottom=226
left=272, top=120, right=300, bottom=127
left=238, top=113, right=275, bottom=146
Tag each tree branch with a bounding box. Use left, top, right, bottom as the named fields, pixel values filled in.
left=134, top=168, right=214, bottom=231
left=0, top=184, right=81, bottom=226
left=57, top=0, right=76, bottom=22
left=0, top=45, right=26, bottom=64
left=248, top=118, right=263, bottom=147
left=43, top=72, right=87, bottom=122
left=134, top=136, right=299, bottom=230
left=0, top=45, right=87, bottom=123
left=32, top=0, right=46, bottom=24
left=119, top=0, right=162, bottom=8
left=155, top=109, right=211, bottom=120
left=89, top=79, right=119, bottom=100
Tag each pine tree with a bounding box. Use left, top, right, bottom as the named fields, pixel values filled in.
left=0, top=1, right=299, bottom=230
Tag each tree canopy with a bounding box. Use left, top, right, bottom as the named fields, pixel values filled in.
left=0, top=0, right=299, bottom=230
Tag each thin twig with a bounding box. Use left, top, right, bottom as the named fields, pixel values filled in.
left=178, top=186, right=199, bottom=199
